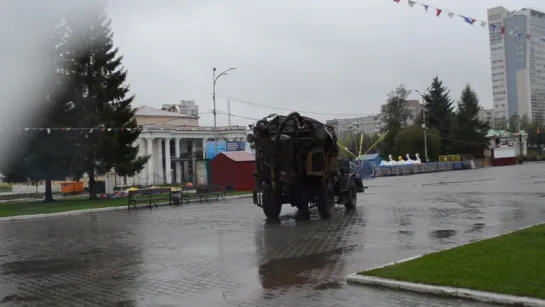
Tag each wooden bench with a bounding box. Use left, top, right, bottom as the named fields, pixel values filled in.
left=181, top=184, right=227, bottom=204
left=127, top=188, right=172, bottom=210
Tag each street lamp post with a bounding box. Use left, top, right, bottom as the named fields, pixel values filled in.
left=212, top=66, right=236, bottom=156
left=415, top=88, right=430, bottom=162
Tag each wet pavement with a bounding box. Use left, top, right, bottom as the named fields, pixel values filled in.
left=1, top=164, right=545, bottom=306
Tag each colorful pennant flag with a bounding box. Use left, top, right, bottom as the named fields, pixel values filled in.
left=390, top=0, right=545, bottom=45
left=393, top=0, right=484, bottom=26
left=0, top=127, right=143, bottom=135
left=0, top=126, right=230, bottom=134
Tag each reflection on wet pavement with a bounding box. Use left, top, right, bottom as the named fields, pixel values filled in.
left=0, top=164, right=544, bottom=306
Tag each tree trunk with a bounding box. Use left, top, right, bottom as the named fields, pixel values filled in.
left=43, top=178, right=54, bottom=202
left=87, top=149, right=98, bottom=200
left=88, top=169, right=97, bottom=200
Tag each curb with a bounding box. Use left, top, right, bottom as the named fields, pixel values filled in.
left=346, top=275, right=545, bottom=306
left=0, top=194, right=253, bottom=223
left=346, top=222, right=545, bottom=306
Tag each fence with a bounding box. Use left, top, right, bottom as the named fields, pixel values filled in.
left=11, top=182, right=62, bottom=194
left=375, top=161, right=476, bottom=177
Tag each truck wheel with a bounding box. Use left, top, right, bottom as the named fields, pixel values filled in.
left=316, top=180, right=332, bottom=218
left=262, top=182, right=281, bottom=219
left=292, top=184, right=312, bottom=220
left=295, top=185, right=311, bottom=220
left=344, top=179, right=357, bottom=210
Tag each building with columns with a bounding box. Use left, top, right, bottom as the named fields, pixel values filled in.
left=118, top=103, right=248, bottom=187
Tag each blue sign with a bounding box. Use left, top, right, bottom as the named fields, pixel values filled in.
left=226, top=141, right=246, bottom=151
left=206, top=141, right=248, bottom=159
left=206, top=141, right=226, bottom=159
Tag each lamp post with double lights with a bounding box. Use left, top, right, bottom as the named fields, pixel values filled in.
left=212, top=66, right=236, bottom=156
left=415, top=88, right=430, bottom=162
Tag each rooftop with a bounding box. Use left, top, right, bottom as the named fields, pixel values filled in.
left=142, top=124, right=247, bottom=132
left=219, top=151, right=255, bottom=162
left=135, top=106, right=193, bottom=118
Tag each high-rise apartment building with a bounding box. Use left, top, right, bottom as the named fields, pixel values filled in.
left=487, top=7, right=545, bottom=123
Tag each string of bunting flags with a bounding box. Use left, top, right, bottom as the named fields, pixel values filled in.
left=391, top=0, right=545, bottom=44
left=0, top=125, right=240, bottom=134
left=0, top=127, right=143, bottom=134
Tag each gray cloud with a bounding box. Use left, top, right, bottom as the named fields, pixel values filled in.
left=3, top=0, right=544, bottom=133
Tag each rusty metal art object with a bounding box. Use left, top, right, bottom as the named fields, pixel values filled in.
left=247, top=112, right=363, bottom=220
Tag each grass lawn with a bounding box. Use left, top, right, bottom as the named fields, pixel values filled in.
left=0, top=190, right=252, bottom=217
left=361, top=224, right=545, bottom=299
left=0, top=197, right=128, bottom=217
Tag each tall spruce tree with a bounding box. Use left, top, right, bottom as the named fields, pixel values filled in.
left=380, top=84, right=411, bottom=155
left=422, top=76, right=454, bottom=153
left=507, top=113, right=520, bottom=133
left=450, top=85, right=489, bottom=158
left=0, top=19, right=75, bottom=202
left=65, top=8, right=148, bottom=199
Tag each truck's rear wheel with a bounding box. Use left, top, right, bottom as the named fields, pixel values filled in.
left=294, top=184, right=311, bottom=220
left=316, top=179, right=333, bottom=218
left=344, top=179, right=357, bottom=210
left=262, top=182, right=282, bottom=219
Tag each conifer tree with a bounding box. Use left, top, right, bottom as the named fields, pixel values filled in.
left=65, top=7, right=148, bottom=199
left=380, top=84, right=411, bottom=155
left=421, top=76, right=454, bottom=153
left=0, top=19, right=75, bottom=202
left=451, top=85, right=490, bottom=157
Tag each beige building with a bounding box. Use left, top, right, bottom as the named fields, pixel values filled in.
left=116, top=102, right=247, bottom=187
left=326, top=100, right=422, bottom=136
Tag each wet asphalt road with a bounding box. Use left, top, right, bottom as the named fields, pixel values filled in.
left=1, top=164, right=545, bottom=307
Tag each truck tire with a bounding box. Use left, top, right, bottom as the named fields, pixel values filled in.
left=262, top=182, right=282, bottom=219
left=344, top=179, right=357, bottom=210
left=316, top=180, right=332, bottom=218
left=295, top=191, right=311, bottom=220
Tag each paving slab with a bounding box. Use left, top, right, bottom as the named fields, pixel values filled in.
left=0, top=164, right=543, bottom=306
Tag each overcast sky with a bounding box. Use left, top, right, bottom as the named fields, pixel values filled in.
left=2, top=0, right=544, bottom=130
left=105, top=0, right=544, bottom=126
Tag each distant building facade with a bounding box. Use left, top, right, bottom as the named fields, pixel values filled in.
left=478, top=107, right=494, bottom=124
left=405, top=100, right=423, bottom=126
left=487, top=6, right=545, bottom=121
left=326, top=100, right=423, bottom=136
left=161, top=100, right=200, bottom=117
left=326, top=115, right=383, bottom=136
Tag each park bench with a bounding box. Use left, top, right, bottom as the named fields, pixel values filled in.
left=181, top=184, right=227, bottom=204
left=127, top=188, right=172, bottom=210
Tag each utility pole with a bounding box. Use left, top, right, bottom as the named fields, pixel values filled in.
left=227, top=98, right=232, bottom=127
left=415, top=88, right=430, bottom=162
left=517, top=118, right=523, bottom=157
left=538, top=127, right=541, bottom=156
left=423, top=110, right=428, bottom=162
left=212, top=66, right=236, bottom=156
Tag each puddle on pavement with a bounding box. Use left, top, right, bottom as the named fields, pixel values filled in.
left=398, top=230, right=414, bottom=236
left=312, top=279, right=344, bottom=290
left=421, top=177, right=493, bottom=187
left=258, top=244, right=360, bottom=290
left=429, top=229, right=456, bottom=239
left=1, top=294, right=41, bottom=303
left=2, top=258, right=88, bottom=276
left=465, top=223, right=485, bottom=233
left=114, top=299, right=138, bottom=306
